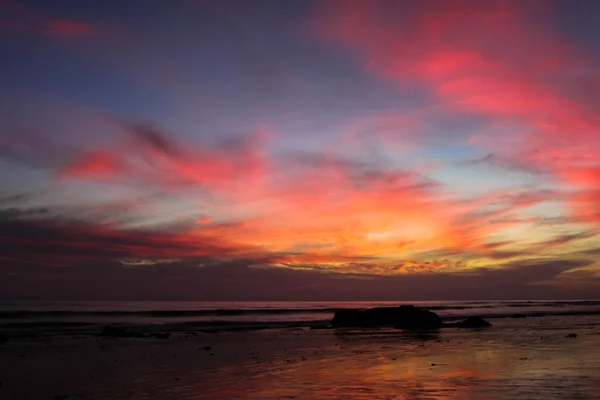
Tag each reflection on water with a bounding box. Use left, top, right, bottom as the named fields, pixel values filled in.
left=333, top=328, right=441, bottom=341
left=195, top=319, right=600, bottom=400
left=1, top=316, right=599, bottom=399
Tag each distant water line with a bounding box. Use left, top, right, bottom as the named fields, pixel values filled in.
left=1, top=300, right=600, bottom=337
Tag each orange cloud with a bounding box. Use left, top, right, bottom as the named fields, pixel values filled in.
left=48, top=115, right=563, bottom=272
left=196, top=216, right=212, bottom=225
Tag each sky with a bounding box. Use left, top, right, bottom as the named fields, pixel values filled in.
left=1, top=0, right=600, bottom=300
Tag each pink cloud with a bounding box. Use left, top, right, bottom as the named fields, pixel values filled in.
left=61, top=150, right=124, bottom=179
left=313, top=0, right=600, bottom=228
left=59, top=124, right=268, bottom=194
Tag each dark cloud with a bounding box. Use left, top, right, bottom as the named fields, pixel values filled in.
left=498, top=258, right=592, bottom=277
left=129, top=124, right=181, bottom=157
left=0, top=255, right=597, bottom=301
left=0, top=207, right=49, bottom=219
left=1, top=204, right=597, bottom=300
left=0, top=129, right=74, bottom=169
left=575, top=247, right=600, bottom=257
left=0, top=215, right=242, bottom=266
left=283, top=150, right=439, bottom=194
left=0, top=0, right=93, bottom=38
left=0, top=192, right=35, bottom=206
left=536, top=231, right=598, bottom=247
left=286, top=151, right=373, bottom=170
left=482, top=250, right=529, bottom=260
left=467, top=153, right=547, bottom=175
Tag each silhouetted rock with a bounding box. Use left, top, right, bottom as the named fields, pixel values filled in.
left=512, top=314, right=527, bottom=318
left=331, top=305, right=443, bottom=329
left=101, top=326, right=127, bottom=337
left=566, top=333, right=577, bottom=338
left=455, top=316, right=492, bottom=328
left=152, top=333, right=170, bottom=339
left=309, top=324, right=332, bottom=330
left=100, top=325, right=144, bottom=338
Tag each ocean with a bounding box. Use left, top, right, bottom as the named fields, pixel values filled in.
left=2, top=300, right=600, bottom=399
left=2, top=299, right=600, bottom=338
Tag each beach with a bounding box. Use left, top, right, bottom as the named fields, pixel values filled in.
left=1, top=304, right=600, bottom=399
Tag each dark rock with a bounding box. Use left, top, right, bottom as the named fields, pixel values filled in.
left=431, top=363, right=436, bottom=366
left=54, top=395, right=69, bottom=400
left=202, top=346, right=212, bottom=351
left=100, top=326, right=132, bottom=338
left=566, top=333, right=577, bottom=338
left=331, top=305, right=443, bottom=329
left=152, top=333, right=170, bottom=339
left=0, top=333, right=8, bottom=344
left=395, top=306, right=443, bottom=330
left=512, top=314, right=527, bottom=319
left=100, top=326, right=146, bottom=338
left=309, top=324, right=332, bottom=330
left=455, top=317, right=492, bottom=328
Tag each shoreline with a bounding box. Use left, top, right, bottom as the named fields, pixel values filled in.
left=3, top=307, right=600, bottom=340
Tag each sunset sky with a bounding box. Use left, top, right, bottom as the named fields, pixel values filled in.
left=1, top=0, right=599, bottom=300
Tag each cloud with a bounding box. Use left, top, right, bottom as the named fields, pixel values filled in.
left=576, top=248, right=600, bottom=257
left=0, top=129, right=74, bottom=168
left=1, top=116, right=562, bottom=271
left=559, top=167, right=600, bottom=225
left=0, top=253, right=596, bottom=301
left=59, top=123, right=268, bottom=193
left=312, top=0, right=600, bottom=228
left=44, top=18, right=91, bottom=37
left=467, top=153, right=546, bottom=176
left=2, top=0, right=599, bottom=300
left=0, top=0, right=93, bottom=38
left=536, top=231, right=598, bottom=248
left=0, top=117, right=595, bottom=298
left=0, top=211, right=268, bottom=268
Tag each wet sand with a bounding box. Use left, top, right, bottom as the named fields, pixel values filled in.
left=1, top=315, right=600, bottom=399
